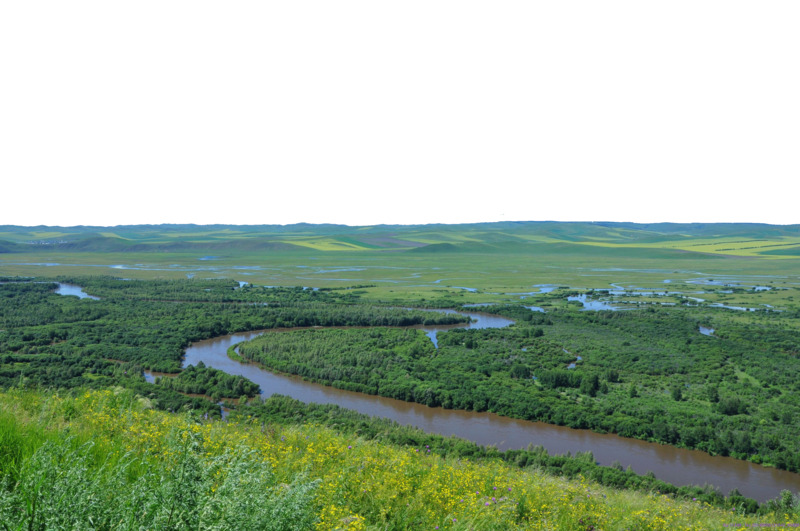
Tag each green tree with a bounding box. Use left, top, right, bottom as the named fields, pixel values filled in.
left=671, top=386, right=683, bottom=401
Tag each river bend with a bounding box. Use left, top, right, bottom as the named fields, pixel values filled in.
left=177, top=311, right=800, bottom=503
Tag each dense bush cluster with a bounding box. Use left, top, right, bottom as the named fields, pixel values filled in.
left=0, top=277, right=465, bottom=410
left=238, top=305, right=800, bottom=473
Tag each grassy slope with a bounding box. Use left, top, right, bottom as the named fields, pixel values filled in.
left=1, top=387, right=796, bottom=530
left=2, top=220, right=800, bottom=254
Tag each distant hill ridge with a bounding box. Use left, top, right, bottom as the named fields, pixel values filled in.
left=1, top=221, right=798, bottom=257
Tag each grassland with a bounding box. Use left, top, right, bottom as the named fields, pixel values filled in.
left=2, top=222, right=799, bottom=310
left=2, top=387, right=796, bottom=530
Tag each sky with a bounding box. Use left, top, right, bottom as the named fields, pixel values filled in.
left=1, top=1, right=798, bottom=227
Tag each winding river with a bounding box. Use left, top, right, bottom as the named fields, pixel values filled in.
left=175, top=310, right=800, bottom=503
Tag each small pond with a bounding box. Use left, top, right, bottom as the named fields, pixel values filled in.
left=699, top=326, right=715, bottom=336
left=55, top=283, right=100, bottom=300
left=568, top=294, right=624, bottom=311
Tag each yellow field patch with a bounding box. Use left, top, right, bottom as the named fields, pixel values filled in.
left=402, top=232, right=484, bottom=245
left=28, top=231, right=70, bottom=239
left=573, top=238, right=800, bottom=258
left=284, top=238, right=371, bottom=251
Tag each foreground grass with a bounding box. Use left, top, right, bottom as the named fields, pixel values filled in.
left=1, top=388, right=797, bottom=530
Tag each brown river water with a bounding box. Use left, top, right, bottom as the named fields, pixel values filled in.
left=175, top=312, right=800, bottom=503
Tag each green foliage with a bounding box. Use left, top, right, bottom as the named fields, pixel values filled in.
left=236, top=304, right=800, bottom=473
left=0, top=429, right=320, bottom=530
left=671, top=386, right=683, bottom=401
left=156, top=362, right=260, bottom=400
left=0, top=278, right=464, bottom=411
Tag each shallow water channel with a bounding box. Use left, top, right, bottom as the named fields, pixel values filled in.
left=172, top=310, right=799, bottom=502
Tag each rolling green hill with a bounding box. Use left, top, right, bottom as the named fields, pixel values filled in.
left=0, top=221, right=797, bottom=257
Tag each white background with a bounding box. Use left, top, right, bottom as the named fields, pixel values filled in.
left=2, top=1, right=798, bottom=226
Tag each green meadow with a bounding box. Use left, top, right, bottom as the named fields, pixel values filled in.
left=2, top=221, right=799, bottom=308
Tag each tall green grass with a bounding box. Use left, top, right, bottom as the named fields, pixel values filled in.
left=0, top=390, right=319, bottom=530
left=0, top=387, right=798, bottom=530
